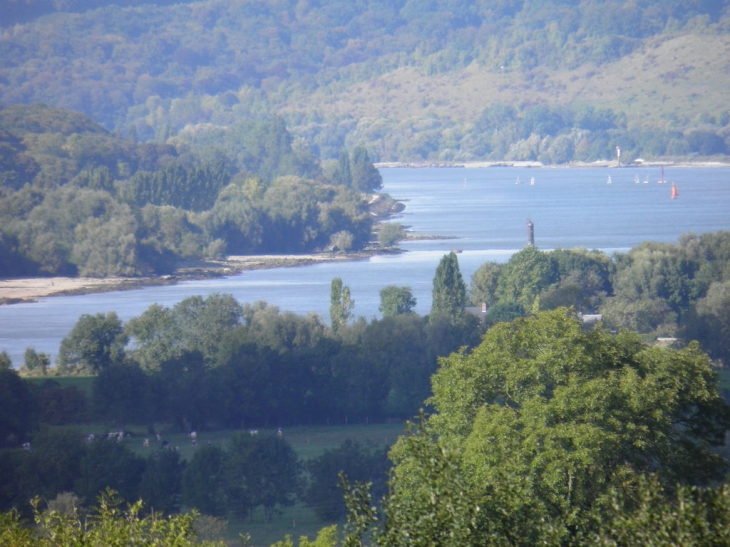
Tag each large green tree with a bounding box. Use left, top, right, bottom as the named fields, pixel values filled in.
left=368, top=309, right=730, bottom=546
left=223, top=433, right=301, bottom=522
left=430, top=252, right=467, bottom=323
left=57, top=312, right=127, bottom=374
left=495, top=245, right=557, bottom=310
left=350, top=146, right=383, bottom=193
left=379, top=285, right=417, bottom=317
left=304, top=440, right=389, bottom=521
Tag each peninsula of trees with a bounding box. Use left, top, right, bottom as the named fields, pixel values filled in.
left=0, top=103, right=384, bottom=278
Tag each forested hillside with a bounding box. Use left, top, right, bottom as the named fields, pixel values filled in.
left=0, top=103, right=381, bottom=277
left=1, top=0, right=729, bottom=162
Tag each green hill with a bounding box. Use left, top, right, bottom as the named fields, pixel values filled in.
left=0, top=0, right=728, bottom=162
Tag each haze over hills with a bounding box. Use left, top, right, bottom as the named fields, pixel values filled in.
left=1, top=0, right=729, bottom=163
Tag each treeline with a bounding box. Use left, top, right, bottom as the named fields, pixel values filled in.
left=1, top=1, right=728, bottom=162
left=407, top=102, right=728, bottom=164
left=0, top=418, right=387, bottom=527
left=0, top=104, right=383, bottom=278
left=471, top=230, right=730, bottom=364
left=12, top=295, right=481, bottom=431
left=5, top=310, right=730, bottom=545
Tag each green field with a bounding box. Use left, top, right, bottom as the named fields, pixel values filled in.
left=25, top=375, right=95, bottom=396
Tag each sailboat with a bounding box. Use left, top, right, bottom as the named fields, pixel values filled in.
left=529, top=177, right=535, bottom=186
left=658, top=166, right=667, bottom=184
left=607, top=175, right=612, bottom=184
left=634, top=174, right=640, bottom=184
left=671, top=183, right=678, bottom=199
left=515, top=176, right=522, bottom=185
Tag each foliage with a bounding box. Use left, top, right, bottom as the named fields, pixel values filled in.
left=349, top=147, right=382, bottom=193
left=270, top=525, right=339, bottom=547
left=74, top=441, right=145, bottom=504
left=376, top=222, right=405, bottom=248
left=430, top=251, right=467, bottom=323
left=223, top=433, right=301, bottom=522
left=119, top=161, right=231, bottom=212
left=139, top=448, right=186, bottom=515
left=0, top=489, right=225, bottom=546
left=378, top=285, right=417, bottom=317
left=686, top=280, right=730, bottom=365
left=182, top=444, right=227, bottom=518
left=495, top=245, right=557, bottom=310
left=1, top=3, right=728, bottom=163
left=304, top=440, right=389, bottom=521
left=376, top=308, right=730, bottom=545
left=57, top=312, right=127, bottom=374
left=33, top=381, right=88, bottom=425
left=124, top=294, right=242, bottom=371
left=92, top=363, right=151, bottom=425
left=21, top=348, right=50, bottom=377
left=469, top=261, right=503, bottom=307
left=330, top=277, right=355, bottom=334
left=0, top=104, right=380, bottom=278
left=585, top=477, right=730, bottom=547
left=0, top=367, right=37, bottom=447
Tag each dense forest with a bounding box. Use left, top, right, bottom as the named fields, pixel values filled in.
left=2, top=233, right=730, bottom=543
left=1, top=0, right=729, bottom=162
left=0, top=103, right=383, bottom=277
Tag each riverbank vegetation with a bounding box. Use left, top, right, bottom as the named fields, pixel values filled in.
left=0, top=103, right=387, bottom=279
left=470, top=230, right=730, bottom=366
left=2, top=232, right=730, bottom=544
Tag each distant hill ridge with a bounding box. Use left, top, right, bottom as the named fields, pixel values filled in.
left=1, top=0, right=728, bottom=163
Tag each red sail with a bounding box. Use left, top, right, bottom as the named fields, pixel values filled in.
left=671, top=183, right=678, bottom=199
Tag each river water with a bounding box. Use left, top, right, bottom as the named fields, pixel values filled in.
left=1, top=166, right=728, bottom=366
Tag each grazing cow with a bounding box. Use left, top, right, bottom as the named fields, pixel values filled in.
left=249, top=429, right=258, bottom=436
left=22, top=442, right=31, bottom=451
left=277, top=428, right=283, bottom=437
left=143, top=438, right=149, bottom=448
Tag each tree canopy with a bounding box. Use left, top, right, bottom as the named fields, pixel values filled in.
left=370, top=308, right=730, bottom=545
left=430, top=252, right=467, bottom=323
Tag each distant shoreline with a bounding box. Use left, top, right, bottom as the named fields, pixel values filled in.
left=376, top=160, right=730, bottom=169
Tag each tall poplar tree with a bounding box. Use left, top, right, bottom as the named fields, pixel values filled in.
left=430, top=252, right=466, bottom=323
left=351, top=146, right=383, bottom=193
left=330, top=277, right=354, bottom=334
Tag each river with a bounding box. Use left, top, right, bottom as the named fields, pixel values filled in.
left=1, top=165, right=728, bottom=366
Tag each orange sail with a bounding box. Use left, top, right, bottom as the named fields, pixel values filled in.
left=671, top=183, right=678, bottom=199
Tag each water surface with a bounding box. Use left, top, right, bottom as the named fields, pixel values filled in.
left=1, top=166, right=728, bottom=366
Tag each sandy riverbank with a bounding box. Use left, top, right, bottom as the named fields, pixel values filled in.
left=0, top=251, right=389, bottom=305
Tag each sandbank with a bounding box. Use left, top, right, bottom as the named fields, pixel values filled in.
left=0, top=251, right=387, bottom=305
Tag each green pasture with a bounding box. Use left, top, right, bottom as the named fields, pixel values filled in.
left=26, top=375, right=95, bottom=396
left=121, top=422, right=405, bottom=463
